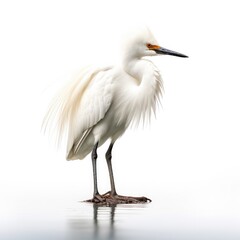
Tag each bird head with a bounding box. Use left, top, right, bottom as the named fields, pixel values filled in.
left=122, top=26, right=188, bottom=59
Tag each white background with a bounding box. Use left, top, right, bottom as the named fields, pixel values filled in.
left=0, top=0, right=240, bottom=234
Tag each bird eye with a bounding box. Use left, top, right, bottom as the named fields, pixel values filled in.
left=146, top=43, right=152, bottom=49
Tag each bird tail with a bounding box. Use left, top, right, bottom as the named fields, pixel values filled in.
left=66, top=128, right=92, bottom=160
left=42, top=66, right=98, bottom=149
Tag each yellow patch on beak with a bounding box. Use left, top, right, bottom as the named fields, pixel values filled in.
left=146, top=44, right=160, bottom=50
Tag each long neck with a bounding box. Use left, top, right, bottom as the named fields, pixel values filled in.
left=123, top=57, right=163, bottom=93
left=121, top=58, right=163, bottom=126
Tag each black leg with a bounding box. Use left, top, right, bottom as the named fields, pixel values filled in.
left=105, top=142, right=117, bottom=196
left=92, top=142, right=99, bottom=197
left=85, top=141, right=151, bottom=205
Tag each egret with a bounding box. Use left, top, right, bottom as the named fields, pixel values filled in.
left=43, top=27, right=188, bottom=205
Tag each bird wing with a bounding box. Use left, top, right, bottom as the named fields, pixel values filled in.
left=43, top=66, right=113, bottom=159
left=66, top=68, right=113, bottom=158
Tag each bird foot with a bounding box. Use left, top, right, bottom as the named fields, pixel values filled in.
left=84, top=192, right=151, bottom=206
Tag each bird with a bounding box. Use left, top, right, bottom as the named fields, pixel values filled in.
left=43, top=27, right=188, bottom=205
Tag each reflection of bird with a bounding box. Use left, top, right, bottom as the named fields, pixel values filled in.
left=43, top=27, right=188, bottom=204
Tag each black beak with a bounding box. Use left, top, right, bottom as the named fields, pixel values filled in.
left=155, top=47, right=188, bottom=58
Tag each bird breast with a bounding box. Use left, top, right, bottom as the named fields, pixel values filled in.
left=111, top=60, right=163, bottom=129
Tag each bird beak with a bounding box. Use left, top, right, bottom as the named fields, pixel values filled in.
left=155, top=47, right=188, bottom=58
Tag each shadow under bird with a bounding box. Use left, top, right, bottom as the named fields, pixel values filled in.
left=43, top=27, right=188, bottom=205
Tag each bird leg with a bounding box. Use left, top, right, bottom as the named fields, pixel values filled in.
left=85, top=142, right=151, bottom=205
left=105, top=143, right=117, bottom=196
left=103, top=143, right=152, bottom=205
left=91, top=142, right=103, bottom=202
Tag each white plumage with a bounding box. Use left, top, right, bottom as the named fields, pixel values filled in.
left=43, top=27, right=187, bottom=204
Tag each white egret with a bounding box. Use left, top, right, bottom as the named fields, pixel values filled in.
left=43, top=27, right=188, bottom=205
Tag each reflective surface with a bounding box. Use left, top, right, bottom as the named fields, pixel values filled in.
left=67, top=203, right=149, bottom=240
left=2, top=194, right=240, bottom=240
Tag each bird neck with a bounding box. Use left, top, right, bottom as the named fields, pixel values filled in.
left=122, top=57, right=158, bottom=87
left=122, top=58, right=143, bottom=84
left=121, top=57, right=163, bottom=126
